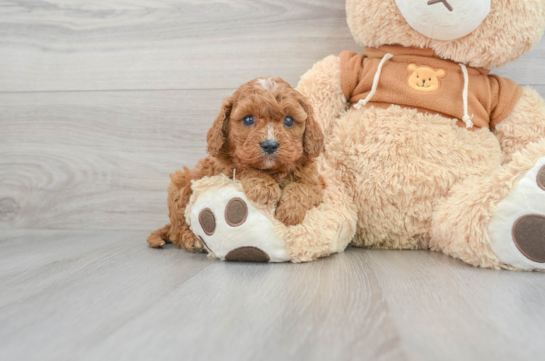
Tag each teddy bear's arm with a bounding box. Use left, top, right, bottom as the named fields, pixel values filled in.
left=494, top=87, right=545, bottom=164
left=296, top=55, right=348, bottom=139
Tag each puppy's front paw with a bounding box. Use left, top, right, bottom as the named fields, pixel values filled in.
left=179, top=230, right=204, bottom=253
left=275, top=201, right=307, bottom=226
left=243, top=179, right=281, bottom=206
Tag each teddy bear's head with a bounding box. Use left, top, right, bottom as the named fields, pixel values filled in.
left=346, top=0, right=545, bottom=68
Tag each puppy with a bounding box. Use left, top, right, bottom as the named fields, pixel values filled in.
left=147, top=77, right=325, bottom=252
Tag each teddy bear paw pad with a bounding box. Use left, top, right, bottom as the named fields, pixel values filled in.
left=189, top=186, right=291, bottom=263
left=538, top=164, right=545, bottom=190
left=512, top=215, right=545, bottom=263
left=225, top=247, right=270, bottom=262
left=489, top=157, right=545, bottom=270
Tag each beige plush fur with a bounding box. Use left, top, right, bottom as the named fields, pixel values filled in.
left=185, top=156, right=358, bottom=263
left=346, top=0, right=545, bottom=69
left=297, top=55, right=348, bottom=139
left=289, top=0, right=545, bottom=269
left=494, top=87, right=545, bottom=164
left=326, top=105, right=502, bottom=250
left=430, top=138, right=545, bottom=270
left=181, top=0, right=545, bottom=269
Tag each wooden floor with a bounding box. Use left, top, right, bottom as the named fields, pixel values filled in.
left=2, top=229, right=545, bottom=361
left=1, top=1, right=545, bottom=360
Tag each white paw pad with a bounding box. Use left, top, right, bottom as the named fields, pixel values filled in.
left=489, top=157, right=545, bottom=270
left=188, top=186, right=291, bottom=263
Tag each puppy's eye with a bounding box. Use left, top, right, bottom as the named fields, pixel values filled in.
left=284, top=116, right=295, bottom=128
left=243, top=115, right=255, bottom=127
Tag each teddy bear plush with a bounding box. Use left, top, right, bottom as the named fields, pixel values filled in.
left=185, top=0, right=545, bottom=271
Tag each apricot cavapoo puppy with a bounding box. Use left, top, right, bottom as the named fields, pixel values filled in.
left=148, top=77, right=325, bottom=252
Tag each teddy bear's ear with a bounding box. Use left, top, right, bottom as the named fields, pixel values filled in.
left=407, top=63, right=417, bottom=71
left=435, top=69, right=447, bottom=78
left=207, top=96, right=233, bottom=158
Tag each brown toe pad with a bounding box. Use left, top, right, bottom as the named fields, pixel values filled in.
left=225, top=198, right=248, bottom=227
left=538, top=165, right=545, bottom=191
left=225, top=246, right=270, bottom=263
left=512, top=214, right=545, bottom=263
left=199, top=208, right=216, bottom=236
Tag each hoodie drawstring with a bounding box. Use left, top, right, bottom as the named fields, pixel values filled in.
left=354, top=53, right=394, bottom=110
left=458, top=63, right=474, bottom=128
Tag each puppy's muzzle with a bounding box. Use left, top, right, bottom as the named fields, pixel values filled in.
left=261, top=140, right=279, bottom=155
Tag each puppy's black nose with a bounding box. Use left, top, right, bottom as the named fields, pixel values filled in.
left=261, top=140, right=279, bottom=155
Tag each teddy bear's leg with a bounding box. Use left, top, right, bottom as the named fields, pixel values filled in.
left=296, top=55, right=347, bottom=139
left=188, top=183, right=291, bottom=263
left=187, top=163, right=357, bottom=263
left=282, top=161, right=358, bottom=263
left=494, top=87, right=545, bottom=164
left=430, top=139, right=545, bottom=270
left=431, top=87, right=545, bottom=270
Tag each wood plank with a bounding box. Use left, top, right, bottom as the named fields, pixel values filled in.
left=0, top=0, right=360, bottom=92
left=1, top=0, right=542, bottom=93
left=0, top=89, right=232, bottom=231
left=83, top=248, right=407, bottom=361
left=1, top=230, right=545, bottom=361
left=0, top=229, right=214, bottom=360
left=2, top=86, right=545, bottom=231
left=364, top=250, right=545, bottom=361
left=0, top=230, right=213, bottom=308
left=86, top=248, right=545, bottom=361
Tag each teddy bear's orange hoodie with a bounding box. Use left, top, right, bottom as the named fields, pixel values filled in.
left=340, top=45, right=523, bottom=130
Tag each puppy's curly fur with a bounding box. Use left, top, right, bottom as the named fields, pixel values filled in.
left=148, top=77, right=325, bottom=252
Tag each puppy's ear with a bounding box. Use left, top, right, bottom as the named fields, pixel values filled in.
left=207, top=96, right=233, bottom=158
left=298, top=93, right=324, bottom=159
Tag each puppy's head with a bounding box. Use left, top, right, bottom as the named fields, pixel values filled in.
left=207, top=77, right=323, bottom=171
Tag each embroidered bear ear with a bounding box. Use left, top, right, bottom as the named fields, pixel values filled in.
left=435, top=69, right=447, bottom=78
left=407, top=63, right=418, bottom=71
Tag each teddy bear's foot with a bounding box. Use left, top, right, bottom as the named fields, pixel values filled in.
left=188, top=185, right=291, bottom=263
left=489, top=157, right=545, bottom=270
